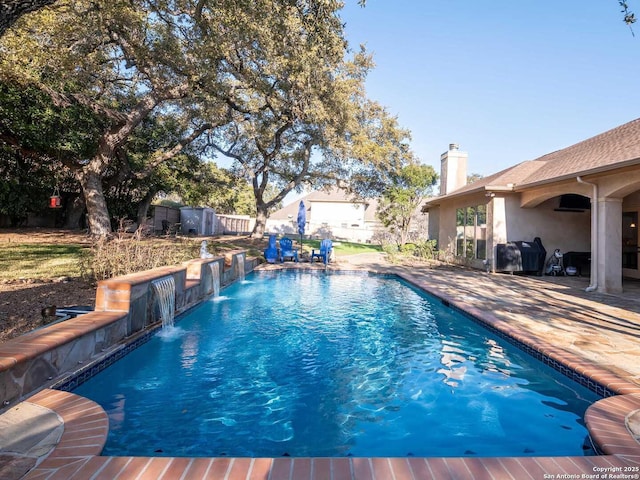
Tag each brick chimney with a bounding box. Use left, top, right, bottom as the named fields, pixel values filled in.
left=439, top=143, right=468, bottom=196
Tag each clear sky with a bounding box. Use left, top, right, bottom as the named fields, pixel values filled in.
left=339, top=0, right=640, bottom=177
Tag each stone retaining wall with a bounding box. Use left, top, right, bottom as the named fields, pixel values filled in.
left=0, top=251, right=256, bottom=410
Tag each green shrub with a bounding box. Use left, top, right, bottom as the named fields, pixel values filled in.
left=382, top=241, right=441, bottom=263
left=380, top=243, right=399, bottom=263
left=399, top=243, right=416, bottom=254
left=381, top=243, right=397, bottom=254
left=413, top=240, right=438, bottom=260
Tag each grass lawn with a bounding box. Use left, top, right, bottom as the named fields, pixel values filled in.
left=0, top=236, right=382, bottom=282
left=0, top=244, right=88, bottom=281
left=300, top=239, right=382, bottom=255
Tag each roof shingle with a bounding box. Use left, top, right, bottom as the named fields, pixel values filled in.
left=430, top=117, right=640, bottom=203
left=519, top=117, right=640, bottom=186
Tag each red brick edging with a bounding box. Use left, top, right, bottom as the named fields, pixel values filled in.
left=21, top=388, right=640, bottom=480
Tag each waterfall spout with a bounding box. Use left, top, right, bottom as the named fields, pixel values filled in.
left=151, top=276, right=176, bottom=329
left=235, top=254, right=245, bottom=282
left=209, top=262, right=220, bottom=297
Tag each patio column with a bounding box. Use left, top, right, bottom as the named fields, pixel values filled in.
left=487, top=196, right=506, bottom=272
left=597, top=197, right=623, bottom=293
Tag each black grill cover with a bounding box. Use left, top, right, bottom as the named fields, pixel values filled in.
left=496, top=242, right=522, bottom=272
left=496, top=237, right=546, bottom=275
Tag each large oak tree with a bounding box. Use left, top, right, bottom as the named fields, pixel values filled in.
left=1, top=0, right=388, bottom=237
left=0, top=0, right=57, bottom=36
left=0, top=1, right=238, bottom=235
left=2, top=0, right=425, bottom=238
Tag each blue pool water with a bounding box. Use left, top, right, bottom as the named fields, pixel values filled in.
left=73, top=271, right=599, bottom=458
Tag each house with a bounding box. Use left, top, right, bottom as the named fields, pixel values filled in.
left=266, top=188, right=383, bottom=243
left=422, top=118, right=640, bottom=294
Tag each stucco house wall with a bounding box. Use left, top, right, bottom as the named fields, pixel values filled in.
left=432, top=182, right=592, bottom=273
left=427, top=206, right=440, bottom=244
left=422, top=118, right=640, bottom=293
left=503, top=196, right=591, bottom=253
left=624, top=190, right=640, bottom=208
left=310, top=202, right=365, bottom=229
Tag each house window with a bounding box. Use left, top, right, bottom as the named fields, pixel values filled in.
left=456, top=205, right=487, bottom=260
left=476, top=205, right=487, bottom=260
left=456, top=208, right=464, bottom=256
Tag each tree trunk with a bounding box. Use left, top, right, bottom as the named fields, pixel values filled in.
left=252, top=203, right=268, bottom=238
left=136, top=189, right=156, bottom=229
left=77, top=168, right=111, bottom=236
left=400, top=219, right=410, bottom=246
left=76, top=101, right=157, bottom=236
left=63, top=194, right=86, bottom=229
left=400, top=229, right=408, bottom=247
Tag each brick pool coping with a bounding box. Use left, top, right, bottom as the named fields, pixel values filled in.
left=17, top=385, right=640, bottom=480
left=5, top=263, right=640, bottom=479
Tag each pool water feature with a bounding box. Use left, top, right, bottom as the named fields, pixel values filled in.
left=73, top=271, right=600, bottom=458
left=150, top=276, right=176, bottom=329
left=235, top=254, right=245, bottom=282
left=209, top=261, right=220, bottom=297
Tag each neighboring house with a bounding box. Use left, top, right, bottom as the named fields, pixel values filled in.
left=422, top=118, right=640, bottom=294
left=266, top=189, right=383, bottom=243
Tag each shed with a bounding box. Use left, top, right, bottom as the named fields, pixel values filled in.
left=179, top=207, right=218, bottom=236
left=151, top=205, right=180, bottom=233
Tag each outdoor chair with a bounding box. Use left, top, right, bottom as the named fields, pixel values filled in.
left=311, top=239, right=333, bottom=265
left=264, top=234, right=278, bottom=264
left=278, top=237, right=299, bottom=262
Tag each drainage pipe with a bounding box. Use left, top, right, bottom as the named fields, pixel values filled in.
left=577, top=176, right=598, bottom=292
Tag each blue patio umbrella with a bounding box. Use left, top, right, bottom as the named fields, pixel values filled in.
left=297, top=200, right=306, bottom=253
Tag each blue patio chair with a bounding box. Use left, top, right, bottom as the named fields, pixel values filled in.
left=279, top=237, right=299, bottom=262
left=264, top=234, right=278, bottom=264
left=311, top=239, right=333, bottom=265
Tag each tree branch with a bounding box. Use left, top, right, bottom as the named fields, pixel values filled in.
left=136, top=122, right=213, bottom=177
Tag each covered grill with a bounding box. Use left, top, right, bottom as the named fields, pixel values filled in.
left=495, top=237, right=547, bottom=275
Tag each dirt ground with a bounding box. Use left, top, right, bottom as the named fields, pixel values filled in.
left=0, top=229, right=96, bottom=342
left=0, top=278, right=97, bottom=342
left=0, top=229, right=268, bottom=343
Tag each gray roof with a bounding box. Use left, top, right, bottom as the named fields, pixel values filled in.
left=268, top=197, right=305, bottom=221
left=270, top=188, right=380, bottom=222
left=522, top=117, right=640, bottom=185
left=427, top=117, right=640, bottom=204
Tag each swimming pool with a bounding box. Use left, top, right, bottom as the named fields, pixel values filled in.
left=72, top=270, right=599, bottom=458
